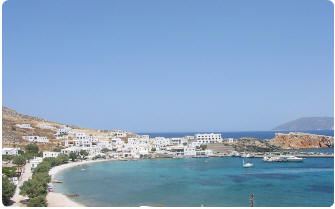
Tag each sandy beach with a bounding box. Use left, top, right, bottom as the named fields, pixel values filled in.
left=47, top=159, right=115, bottom=207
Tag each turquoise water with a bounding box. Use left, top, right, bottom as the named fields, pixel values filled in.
left=55, top=157, right=334, bottom=207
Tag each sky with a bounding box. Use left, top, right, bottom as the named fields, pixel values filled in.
left=3, top=0, right=334, bottom=132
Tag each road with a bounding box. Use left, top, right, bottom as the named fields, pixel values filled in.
left=11, top=162, right=32, bottom=207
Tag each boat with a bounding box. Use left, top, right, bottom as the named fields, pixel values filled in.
left=263, top=155, right=303, bottom=162
left=286, top=156, right=304, bottom=162
left=242, top=159, right=254, bottom=168
left=241, top=153, right=253, bottom=158
left=51, top=179, right=63, bottom=183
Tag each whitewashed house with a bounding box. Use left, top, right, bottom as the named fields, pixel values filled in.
left=170, top=138, right=188, bottom=146
left=184, top=147, right=196, bottom=156
left=195, top=133, right=223, bottom=144
left=11, top=177, right=19, bottom=186
left=37, top=123, right=56, bottom=130
left=2, top=147, right=20, bottom=155
left=43, top=151, right=61, bottom=158
left=22, top=136, right=49, bottom=143
left=73, top=133, right=92, bottom=147
left=151, top=137, right=171, bottom=150
left=16, top=124, right=33, bottom=129
left=31, top=157, right=43, bottom=170
left=111, top=130, right=127, bottom=138
left=55, top=126, right=72, bottom=136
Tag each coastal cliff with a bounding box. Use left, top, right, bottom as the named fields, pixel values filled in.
left=269, top=132, right=334, bottom=149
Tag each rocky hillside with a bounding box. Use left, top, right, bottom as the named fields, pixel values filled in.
left=273, top=117, right=334, bottom=131
left=2, top=107, right=64, bottom=149
left=231, top=138, right=280, bottom=152
left=269, top=132, right=334, bottom=149
left=2, top=107, right=134, bottom=150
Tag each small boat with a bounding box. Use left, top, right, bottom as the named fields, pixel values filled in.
left=81, top=168, right=86, bottom=171
left=286, top=156, right=304, bottom=162
left=51, top=179, right=63, bottom=183
left=263, top=155, right=303, bottom=162
left=243, top=159, right=254, bottom=168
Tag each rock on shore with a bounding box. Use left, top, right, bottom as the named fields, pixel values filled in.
left=270, top=132, right=334, bottom=149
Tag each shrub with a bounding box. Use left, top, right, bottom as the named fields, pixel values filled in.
left=33, top=162, right=52, bottom=174
left=12, top=155, right=26, bottom=167
left=20, top=178, right=48, bottom=199
left=101, top=148, right=111, bottom=153
left=27, top=195, right=47, bottom=207
left=2, top=176, right=16, bottom=206
left=69, top=152, right=78, bottom=162
left=25, top=144, right=39, bottom=155
left=2, top=155, right=14, bottom=161
left=2, top=167, right=17, bottom=178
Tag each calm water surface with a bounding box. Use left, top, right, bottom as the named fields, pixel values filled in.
left=55, top=157, right=334, bottom=206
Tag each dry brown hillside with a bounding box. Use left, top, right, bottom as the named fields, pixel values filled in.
left=269, top=132, right=334, bottom=149
left=2, top=107, right=67, bottom=150
left=2, top=107, right=134, bottom=151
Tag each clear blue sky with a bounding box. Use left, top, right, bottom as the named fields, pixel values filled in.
left=3, top=0, right=334, bottom=132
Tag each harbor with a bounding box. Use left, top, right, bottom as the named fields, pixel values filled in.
left=53, top=157, right=334, bottom=207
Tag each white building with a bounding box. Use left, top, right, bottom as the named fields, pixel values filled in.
left=170, top=138, right=188, bottom=145
left=195, top=149, right=214, bottom=157
left=2, top=147, right=20, bottom=155
left=43, top=151, right=61, bottom=158
left=31, top=157, right=43, bottom=170
left=184, top=147, right=196, bottom=156
left=226, top=138, right=234, bottom=143
left=167, top=145, right=185, bottom=156
left=55, top=126, right=72, bottom=136
left=22, top=136, right=49, bottom=143
left=37, top=123, right=56, bottom=130
left=111, top=130, right=127, bottom=138
left=61, top=146, right=102, bottom=159
left=11, top=177, right=19, bottom=186
left=73, top=133, right=93, bottom=147
left=16, top=124, right=33, bottom=129
left=195, top=133, right=223, bottom=144
left=151, top=137, right=171, bottom=150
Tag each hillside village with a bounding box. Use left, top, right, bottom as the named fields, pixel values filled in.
left=3, top=106, right=334, bottom=163
left=2, top=107, right=334, bottom=206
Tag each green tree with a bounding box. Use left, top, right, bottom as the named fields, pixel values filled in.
left=23, top=152, right=34, bottom=160
left=27, top=195, right=47, bottom=207
left=2, top=176, right=16, bottom=206
left=79, top=150, right=89, bottom=159
left=69, top=152, right=78, bottom=162
left=101, top=148, right=111, bottom=153
left=25, top=144, right=39, bottom=155
left=151, top=147, right=156, bottom=152
left=2, top=155, right=14, bottom=161
left=33, top=162, right=51, bottom=174
left=56, top=154, right=69, bottom=164
left=200, top=144, right=207, bottom=150
left=12, top=155, right=26, bottom=167
left=20, top=178, right=47, bottom=199
left=2, top=167, right=17, bottom=178
left=53, top=147, right=62, bottom=152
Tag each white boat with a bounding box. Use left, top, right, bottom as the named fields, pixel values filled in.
left=286, top=156, right=304, bottom=162
left=263, top=155, right=303, bottom=162
left=243, top=159, right=254, bottom=168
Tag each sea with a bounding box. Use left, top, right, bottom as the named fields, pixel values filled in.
left=139, top=130, right=334, bottom=140
left=54, top=155, right=334, bottom=206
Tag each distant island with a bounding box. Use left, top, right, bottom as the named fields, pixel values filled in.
left=273, top=117, right=334, bottom=131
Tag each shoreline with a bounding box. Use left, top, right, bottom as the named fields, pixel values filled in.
left=46, top=150, right=334, bottom=207
left=47, top=159, right=116, bottom=207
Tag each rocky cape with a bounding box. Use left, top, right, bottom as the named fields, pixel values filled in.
left=269, top=132, right=334, bottom=149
